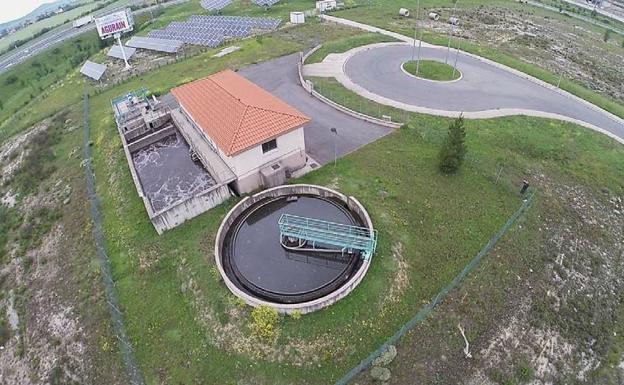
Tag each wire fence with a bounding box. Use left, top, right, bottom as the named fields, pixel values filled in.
left=334, top=189, right=536, bottom=385
left=311, top=79, right=418, bottom=125
left=82, top=92, right=145, bottom=385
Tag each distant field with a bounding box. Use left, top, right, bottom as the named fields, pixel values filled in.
left=0, top=1, right=100, bottom=54
left=0, top=0, right=132, bottom=55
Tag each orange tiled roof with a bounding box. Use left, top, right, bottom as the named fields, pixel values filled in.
left=171, top=69, right=310, bottom=156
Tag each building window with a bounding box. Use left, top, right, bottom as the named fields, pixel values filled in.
left=262, top=139, right=277, bottom=153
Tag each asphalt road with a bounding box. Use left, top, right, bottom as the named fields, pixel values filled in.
left=239, top=54, right=392, bottom=165
left=0, top=24, right=94, bottom=72
left=344, top=44, right=624, bottom=140
left=0, top=0, right=189, bottom=75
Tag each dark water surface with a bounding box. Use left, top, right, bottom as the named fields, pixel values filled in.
left=131, top=132, right=216, bottom=212
left=231, top=196, right=358, bottom=296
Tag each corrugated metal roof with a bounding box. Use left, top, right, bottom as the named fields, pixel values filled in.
left=171, top=70, right=310, bottom=156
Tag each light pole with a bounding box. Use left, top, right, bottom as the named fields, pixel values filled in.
left=330, top=127, right=338, bottom=169
left=411, top=0, right=420, bottom=63
left=445, top=0, right=459, bottom=64
left=416, top=29, right=424, bottom=74
left=452, top=37, right=461, bottom=78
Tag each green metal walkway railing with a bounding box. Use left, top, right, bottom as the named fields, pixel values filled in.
left=278, top=214, right=377, bottom=260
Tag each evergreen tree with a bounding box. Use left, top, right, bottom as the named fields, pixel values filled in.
left=438, top=115, right=467, bottom=174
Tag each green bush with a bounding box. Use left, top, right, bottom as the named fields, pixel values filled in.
left=438, top=115, right=467, bottom=174
left=250, top=305, right=279, bottom=341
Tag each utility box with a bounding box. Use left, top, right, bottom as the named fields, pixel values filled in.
left=316, top=0, right=337, bottom=13
left=261, top=163, right=287, bottom=188
left=290, top=11, right=305, bottom=24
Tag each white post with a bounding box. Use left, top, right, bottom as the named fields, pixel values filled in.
left=411, top=0, right=420, bottom=62
left=452, top=38, right=461, bottom=78
left=416, top=30, right=423, bottom=74
left=445, top=0, right=458, bottom=64
left=116, top=33, right=130, bottom=70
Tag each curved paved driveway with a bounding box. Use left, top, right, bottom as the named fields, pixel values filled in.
left=344, top=44, right=624, bottom=140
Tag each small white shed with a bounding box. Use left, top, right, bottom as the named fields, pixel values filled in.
left=290, top=11, right=305, bottom=24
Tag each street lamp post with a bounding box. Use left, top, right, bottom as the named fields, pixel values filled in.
left=330, top=127, right=338, bottom=167
left=452, top=37, right=461, bottom=78
left=411, top=0, right=420, bottom=63
left=445, top=0, right=459, bottom=64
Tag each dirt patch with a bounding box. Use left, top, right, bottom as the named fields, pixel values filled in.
left=420, top=5, right=624, bottom=104
left=0, top=120, right=49, bottom=187
left=0, top=118, right=125, bottom=385
left=349, top=170, right=624, bottom=385
left=380, top=243, right=409, bottom=305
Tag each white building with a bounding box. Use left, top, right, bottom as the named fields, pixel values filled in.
left=171, top=69, right=311, bottom=194
left=316, top=0, right=337, bottom=13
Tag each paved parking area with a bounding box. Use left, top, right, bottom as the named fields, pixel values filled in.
left=238, top=53, right=393, bottom=165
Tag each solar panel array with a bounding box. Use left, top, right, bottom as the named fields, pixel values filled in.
left=253, top=0, right=280, bottom=6
left=147, top=15, right=281, bottom=48
left=200, top=0, right=232, bottom=11
left=108, top=45, right=137, bottom=60
left=80, top=60, right=107, bottom=81
left=126, top=36, right=184, bottom=53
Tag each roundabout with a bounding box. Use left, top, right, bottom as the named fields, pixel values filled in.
left=303, top=40, right=624, bottom=143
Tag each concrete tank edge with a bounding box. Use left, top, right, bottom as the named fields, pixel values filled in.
left=214, top=184, right=374, bottom=314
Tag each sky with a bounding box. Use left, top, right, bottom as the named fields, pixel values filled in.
left=0, top=0, right=55, bottom=24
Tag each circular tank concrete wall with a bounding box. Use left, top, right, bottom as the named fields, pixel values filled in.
left=214, top=184, right=375, bottom=314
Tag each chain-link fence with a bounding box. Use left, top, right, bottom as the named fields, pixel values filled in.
left=83, top=93, right=145, bottom=385
left=335, top=189, right=536, bottom=385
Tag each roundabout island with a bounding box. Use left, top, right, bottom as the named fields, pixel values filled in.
left=401, top=59, right=461, bottom=82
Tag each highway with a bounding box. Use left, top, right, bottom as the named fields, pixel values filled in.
left=0, top=0, right=189, bottom=75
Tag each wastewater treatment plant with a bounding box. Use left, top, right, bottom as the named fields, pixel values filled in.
left=2, top=0, right=624, bottom=384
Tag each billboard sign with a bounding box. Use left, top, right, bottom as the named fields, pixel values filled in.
left=95, top=9, right=134, bottom=39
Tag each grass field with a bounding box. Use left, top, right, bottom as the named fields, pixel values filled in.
left=308, top=76, right=417, bottom=124
left=87, top=83, right=624, bottom=383
left=304, top=32, right=398, bottom=64
left=403, top=59, right=461, bottom=81
left=0, top=29, right=104, bottom=142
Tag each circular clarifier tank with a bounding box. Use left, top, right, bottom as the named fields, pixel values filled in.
left=215, top=185, right=375, bottom=313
